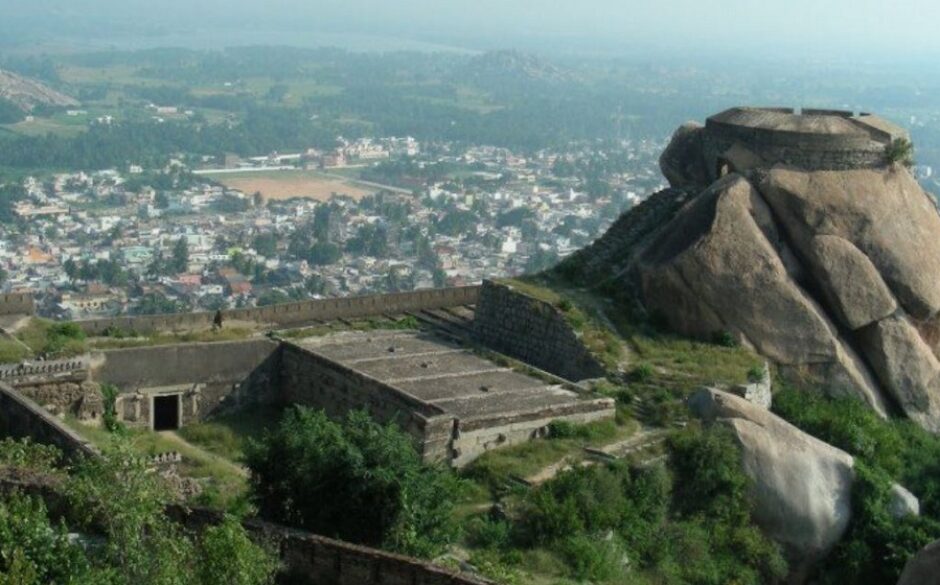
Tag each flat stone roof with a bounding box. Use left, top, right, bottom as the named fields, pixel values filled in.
left=290, top=330, right=601, bottom=420
left=707, top=107, right=907, bottom=144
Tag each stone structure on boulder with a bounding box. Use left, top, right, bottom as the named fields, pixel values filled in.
left=562, top=107, right=940, bottom=433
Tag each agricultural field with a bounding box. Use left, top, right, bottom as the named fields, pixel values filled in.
left=203, top=169, right=377, bottom=202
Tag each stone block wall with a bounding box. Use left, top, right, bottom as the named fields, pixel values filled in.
left=0, top=383, right=97, bottom=459
left=473, top=280, right=606, bottom=382
left=451, top=396, right=616, bottom=468
left=0, top=293, right=35, bottom=316
left=279, top=342, right=456, bottom=462
left=92, top=339, right=282, bottom=426
left=76, top=286, right=481, bottom=335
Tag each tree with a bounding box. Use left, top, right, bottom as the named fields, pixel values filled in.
left=244, top=407, right=459, bottom=557
left=256, top=290, right=290, bottom=307
left=64, top=445, right=277, bottom=585
left=172, top=238, right=189, bottom=274
left=133, top=293, right=183, bottom=315
left=306, top=241, right=341, bottom=266
left=252, top=234, right=278, bottom=258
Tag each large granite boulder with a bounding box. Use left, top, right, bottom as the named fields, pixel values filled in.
left=637, top=174, right=887, bottom=414
left=688, top=387, right=855, bottom=570
left=898, top=539, right=940, bottom=585
left=759, top=165, right=940, bottom=321
left=659, top=122, right=709, bottom=189
left=581, top=123, right=940, bottom=431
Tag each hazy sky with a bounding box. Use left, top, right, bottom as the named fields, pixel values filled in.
left=3, top=0, right=939, bottom=59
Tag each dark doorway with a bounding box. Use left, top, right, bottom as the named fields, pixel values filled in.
left=153, top=395, right=180, bottom=431
left=716, top=157, right=736, bottom=178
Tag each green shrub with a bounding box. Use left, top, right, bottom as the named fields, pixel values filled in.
left=244, top=407, right=459, bottom=557
left=32, top=321, right=88, bottom=357
left=773, top=387, right=940, bottom=519
left=0, top=438, right=61, bottom=472
left=710, top=330, right=738, bottom=348
left=100, top=383, right=125, bottom=434
left=466, top=516, right=513, bottom=550
left=546, top=419, right=617, bottom=442
left=669, top=425, right=750, bottom=523
left=628, top=363, right=654, bottom=383
left=746, top=365, right=766, bottom=383
left=0, top=492, right=95, bottom=583
left=816, top=463, right=939, bottom=585
left=558, top=534, right=624, bottom=582
left=884, top=138, right=914, bottom=167
left=195, top=515, right=278, bottom=585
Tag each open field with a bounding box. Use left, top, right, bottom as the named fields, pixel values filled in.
left=203, top=169, right=377, bottom=202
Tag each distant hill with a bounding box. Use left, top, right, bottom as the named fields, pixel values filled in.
left=0, top=68, right=78, bottom=112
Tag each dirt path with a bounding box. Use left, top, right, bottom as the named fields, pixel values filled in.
left=157, top=431, right=249, bottom=478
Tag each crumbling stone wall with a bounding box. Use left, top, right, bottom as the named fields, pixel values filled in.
left=473, top=280, right=606, bottom=382
left=0, top=383, right=97, bottom=459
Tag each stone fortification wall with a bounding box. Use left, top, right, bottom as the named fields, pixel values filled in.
left=0, top=293, right=35, bottom=316
left=279, top=342, right=455, bottom=462
left=702, top=131, right=884, bottom=176
left=0, top=382, right=97, bottom=459
left=92, top=339, right=281, bottom=426
left=76, top=286, right=481, bottom=335
left=473, top=280, right=606, bottom=382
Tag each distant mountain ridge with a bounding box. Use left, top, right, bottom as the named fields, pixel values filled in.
left=0, top=68, right=78, bottom=111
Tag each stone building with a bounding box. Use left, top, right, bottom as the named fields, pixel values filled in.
left=660, top=107, right=910, bottom=190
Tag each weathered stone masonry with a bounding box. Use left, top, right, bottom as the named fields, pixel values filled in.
left=473, top=280, right=606, bottom=382
left=281, top=331, right=614, bottom=467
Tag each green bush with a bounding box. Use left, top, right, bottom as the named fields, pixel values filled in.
left=816, top=463, right=939, bottom=585
left=244, top=407, right=459, bottom=557
left=38, top=322, right=87, bottom=357
left=884, top=138, right=914, bottom=167
left=628, top=363, right=654, bottom=383
left=669, top=425, right=750, bottom=523
left=0, top=438, right=61, bottom=472
left=100, top=383, right=125, bottom=434
left=773, top=388, right=940, bottom=519
left=772, top=388, right=940, bottom=584
left=65, top=445, right=277, bottom=585
left=0, top=492, right=95, bottom=584
left=710, top=330, right=738, bottom=348
left=558, top=534, right=624, bottom=582
left=505, top=428, right=786, bottom=584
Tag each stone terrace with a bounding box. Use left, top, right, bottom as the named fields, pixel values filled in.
left=286, top=331, right=615, bottom=466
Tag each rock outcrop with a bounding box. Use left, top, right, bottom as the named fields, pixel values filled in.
left=898, top=539, right=940, bottom=585
left=688, top=387, right=921, bottom=579
left=565, top=111, right=940, bottom=433
left=688, top=387, right=855, bottom=569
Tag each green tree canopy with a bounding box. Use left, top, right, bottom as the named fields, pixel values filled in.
left=244, top=407, right=459, bottom=557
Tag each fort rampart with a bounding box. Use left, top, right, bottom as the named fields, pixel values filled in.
left=473, top=280, right=606, bottom=382
left=0, top=293, right=35, bottom=316
left=75, top=286, right=481, bottom=335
